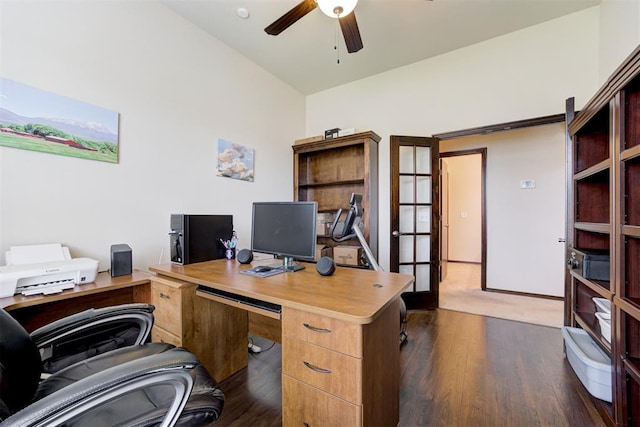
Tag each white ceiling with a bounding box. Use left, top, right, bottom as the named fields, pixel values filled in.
left=162, top=0, right=600, bottom=95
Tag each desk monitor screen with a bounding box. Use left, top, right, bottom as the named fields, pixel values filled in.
left=251, top=201, right=317, bottom=271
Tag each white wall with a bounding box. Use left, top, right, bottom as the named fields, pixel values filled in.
left=306, top=8, right=600, bottom=297
left=0, top=1, right=305, bottom=271
left=443, top=155, right=482, bottom=264
left=442, top=124, right=566, bottom=297
left=598, top=0, right=640, bottom=85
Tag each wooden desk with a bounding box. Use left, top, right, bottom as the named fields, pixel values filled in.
left=150, top=259, right=413, bottom=427
left=1, top=271, right=151, bottom=332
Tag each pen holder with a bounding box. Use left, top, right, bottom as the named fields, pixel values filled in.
left=221, top=233, right=238, bottom=260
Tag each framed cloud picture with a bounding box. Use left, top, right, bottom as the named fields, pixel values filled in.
left=0, top=78, right=119, bottom=163
left=216, top=138, right=254, bottom=182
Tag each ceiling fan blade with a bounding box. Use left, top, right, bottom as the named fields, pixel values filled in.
left=264, top=0, right=318, bottom=36
left=339, top=12, right=363, bottom=53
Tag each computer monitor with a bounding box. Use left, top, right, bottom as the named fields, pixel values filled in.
left=251, top=201, right=317, bottom=271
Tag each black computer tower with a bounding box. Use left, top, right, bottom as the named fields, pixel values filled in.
left=169, top=214, right=233, bottom=265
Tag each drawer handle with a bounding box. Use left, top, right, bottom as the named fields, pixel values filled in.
left=302, top=323, right=331, bottom=333
left=159, top=292, right=171, bottom=299
left=303, top=361, right=331, bottom=374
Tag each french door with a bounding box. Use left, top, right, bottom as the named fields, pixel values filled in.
left=390, top=136, right=440, bottom=310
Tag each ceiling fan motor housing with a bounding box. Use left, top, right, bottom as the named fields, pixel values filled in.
left=317, top=0, right=358, bottom=18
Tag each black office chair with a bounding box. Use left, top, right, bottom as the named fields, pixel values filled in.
left=0, top=306, right=225, bottom=426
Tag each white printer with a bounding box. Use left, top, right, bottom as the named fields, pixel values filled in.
left=0, top=244, right=99, bottom=298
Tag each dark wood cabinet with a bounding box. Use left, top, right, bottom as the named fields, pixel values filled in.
left=566, top=44, right=640, bottom=426
left=292, top=131, right=379, bottom=262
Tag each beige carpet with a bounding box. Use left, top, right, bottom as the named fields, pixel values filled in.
left=439, top=263, right=564, bottom=328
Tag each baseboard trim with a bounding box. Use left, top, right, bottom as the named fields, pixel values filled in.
left=484, top=287, right=564, bottom=301
left=446, top=260, right=481, bottom=264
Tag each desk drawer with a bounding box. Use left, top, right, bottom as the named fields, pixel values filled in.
left=282, top=307, right=362, bottom=357
left=152, top=325, right=182, bottom=347
left=282, top=375, right=361, bottom=426
left=283, top=336, right=361, bottom=403
left=150, top=280, right=183, bottom=335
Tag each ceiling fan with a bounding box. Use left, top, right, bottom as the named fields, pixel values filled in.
left=264, top=0, right=364, bottom=54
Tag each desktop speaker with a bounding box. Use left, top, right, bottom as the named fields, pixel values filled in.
left=237, top=249, right=253, bottom=264
left=110, top=244, right=132, bottom=277
left=316, top=256, right=336, bottom=276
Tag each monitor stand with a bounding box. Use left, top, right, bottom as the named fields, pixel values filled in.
left=268, top=256, right=304, bottom=272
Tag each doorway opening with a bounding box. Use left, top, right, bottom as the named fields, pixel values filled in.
left=439, top=149, right=486, bottom=292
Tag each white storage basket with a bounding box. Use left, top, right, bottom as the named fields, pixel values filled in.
left=595, top=312, right=611, bottom=344
left=562, top=326, right=612, bottom=402
left=592, top=297, right=611, bottom=314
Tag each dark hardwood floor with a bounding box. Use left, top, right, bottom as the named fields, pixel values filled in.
left=215, top=309, right=606, bottom=426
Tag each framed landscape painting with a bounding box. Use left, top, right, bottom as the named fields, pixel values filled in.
left=0, top=78, right=119, bottom=163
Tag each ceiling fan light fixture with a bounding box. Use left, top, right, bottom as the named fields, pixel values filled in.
left=316, top=0, right=358, bottom=18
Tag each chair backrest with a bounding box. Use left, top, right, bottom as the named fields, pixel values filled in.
left=0, top=309, right=42, bottom=419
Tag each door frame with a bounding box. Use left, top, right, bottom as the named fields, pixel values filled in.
left=439, top=148, right=487, bottom=290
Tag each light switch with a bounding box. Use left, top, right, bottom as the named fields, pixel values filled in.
left=460, top=211, right=468, bottom=218
left=520, top=179, right=536, bottom=189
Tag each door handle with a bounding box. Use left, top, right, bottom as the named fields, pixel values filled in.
left=392, top=230, right=410, bottom=237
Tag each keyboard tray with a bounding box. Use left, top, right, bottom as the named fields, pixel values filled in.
left=196, top=286, right=282, bottom=314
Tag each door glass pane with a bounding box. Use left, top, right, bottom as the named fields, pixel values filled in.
left=416, top=235, right=431, bottom=263
left=416, top=206, right=431, bottom=232
left=416, top=176, right=432, bottom=203
left=399, top=176, right=414, bottom=203
left=399, top=206, right=414, bottom=233
left=399, top=265, right=415, bottom=290
left=416, top=147, right=431, bottom=174
left=399, top=265, right=413, bottom=275
left=399, top=236, right=414, bottom=263
left=399, top=146, right=414, bottom=174
left=415, top=264, right=431, bottom=291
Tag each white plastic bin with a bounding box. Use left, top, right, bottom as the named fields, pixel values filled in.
left=562, top=326, right=612, bottom=402
left=595, top=312, right=611, bottom=344
left=592, top=297, right=611, bottom=314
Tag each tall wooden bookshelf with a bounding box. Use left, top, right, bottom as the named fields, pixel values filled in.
left=566, top=44, right=640, bottom=426
left=292, top=131, right=379, bottom=262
